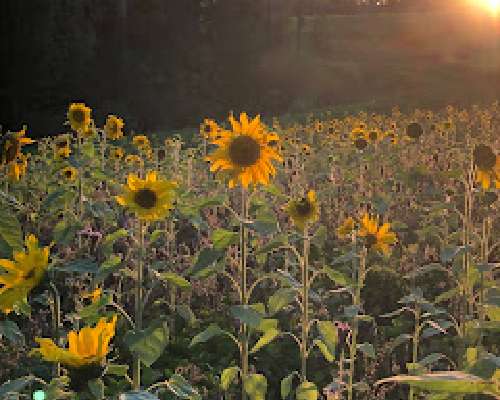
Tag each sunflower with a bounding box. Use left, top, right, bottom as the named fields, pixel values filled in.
left=54, top=138, right=71, bottom=159
left=367, top=128, right=383, bottom=144
left=475, top=157, right=500, bottom=189
left=358, top=213, right=397, bottom=255
left=132, top=135, right=150, bottom=149
left=61, top=166, right=78, bottom=182
left=205, top=113, right=282, bottom=188
left=0, top=128, right=34, bottom=165
left=0, top=235, right=51, bottom=314
left=384, top=130, right=398, bottom=145
left=337, top=217, right=355, bottom=239
left=82, top=287, right=102, bottom=303
left=406, top=122, right=423, bottom=139
left=116, top=171, right=177, bottom=221
left=81, top=126, right=97, bottom=139
left=285, top=190, right=319, bottom=231
left=200, top=119, right=219, bottom=139
left=67, top=103, right=92, bottom=132
left=350, top=128, right=368, bottom=150
left=109, top=147, right=125, bottom=160
left=125, top=154, right=143, bottom=167
left=31, top=315, right=117, bottom=368
left=104, top=115, right=124, bottom=140
left=7, top=155, right=28, bottom=182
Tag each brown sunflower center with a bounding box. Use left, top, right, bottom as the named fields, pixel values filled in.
left=295, top=198, right=312, bottom=217
left=406, top=122, right=423, bottom=139
left=56, top=141, right=68, bottom=149
left=228, top=135, right=261, bottom=167
left=473, top=144, right=496, bottom=171
left=134, top=188, right=157, bottom=209
left=72, top=110, right=85, bottom=123
left=365, top=234, right=378, bottom=248
left=64, top=170, right=74, bottom=179
left=5, top=139, right=20, bottom=163
left=369, top=131, right=378, bottom=141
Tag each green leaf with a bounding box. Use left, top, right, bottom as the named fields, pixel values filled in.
left=124, top=320, right=169, bottom=367
left=102, top=229, right=129, bottom=256
left=419, top=353, right=448, bottom=368
left=61, top=258, right=99, bottom=274
left=245, top=216, right=278, bottom=235
left=314, top=339, right=335, bottom=362
left=78, top=293, right=112, bottom=324
left=376, top=372, right=493, bottom=394
left=256, top=234, right=287, bottom=255
left=221, top=366, right=240, bottom=390
left=189, top=248, right=224, bottom=278
left=0, top=204, right=23, bottom=250
left=95, top=254, right=123, bottom=283
left=296, top=380, right=319, bottom=400
left=53, top=220, right=83, bottom=246
left=389, top=334, right=413, bottom=351
left=0, top=320, right=25, bottom=346
left=156, top=271, right=191, bottom=290
left=230, top=305, right=263, bottom=328
left=434, top=287, right=460, bottom=303
left=317, top=321, right=338, bottom=353
left=106, top=364, right=129, bottom=377
left=167, top=374, right=201, bottom=400
left=243, top=374, right=268, bottom=400
left=250, top=328, right=279, bottom=353
left=0, top=376, right=35, bottom=398
left=212, top=229, right=239, bottom=250
left=257, top=318, right=278, bottom=332
left=176, top=305, right=197, bottom=326
left=357, top=342, right=376, bottom=359
left=88, top=378, right=105, bottom=399
left=0, top=235, right=11, bottom=258
left=440, top=246, right=467, bottom=263
left=323, top=266, right=351, bottom=286
left=118, top=391, right=159, bottom=400
left=280, top=372, right=297, bottom=399
left=190, top=323, right=224, bottom=347
left=268, top=288, right=296, bottom=315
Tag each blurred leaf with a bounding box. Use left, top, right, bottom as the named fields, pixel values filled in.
left=155, top=271, right=191, bottom=290
left=314, top=339, right=335, bottom=362
left=124, top=320, right=169, bottom=367
left=280, top=371, right=297, bottom=399
left=190, top=323, right=224, bottom=347
left=102, top=229, right=129, bottom=256
left=420, top=353, right=448, bottom=368
left=256, top=234, right=287, bottom=255
left=323, top=267, right=351, bottom=286
left=243, top=374, right=267, bottom=400
left=0, top=320, right=25, bottom=346
left=0, top=204, right=23, bottom=250
left=221, top=366, right=240, bottom=390
left=250, top=328, right=279, bottom=353
left=230, top=305, right=263, bottom=328
left=212, top=229, right=239, bottom=250
left=61, top=258, right=99, bottom=274
left=167, top=374, right=201, bottom=400
left=53, top=219, right=83, bottom=246
left=296, top=380, right=319, bottom=400
left=95, top=254, right=123, bottom=283
left=268, top=288, right=296, bottom=315
left=357, top=342, right=376, bottom=359
left=88, top=378, right=104, bottom=399
left=176, top=305, right=197, bottom=326
left=0, top=376, right=35, bottom=398
left=106, top=364, right=129, bottom=377
left=440, top=246, right=467, bottom=264
left=119, top=391, right=159, bottom=400
left=189, top=248, right=224, bottom=278
left=317, top=321, right=338, bottom=353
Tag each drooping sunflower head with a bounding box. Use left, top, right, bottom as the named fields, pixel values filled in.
left=1, top=128, right=34, bottom=165
left=350, top=128, right=368, bottom=150
left=104, top=115, right=124, bottom=140
left=61, top=166, right=78, bottom=182
left=474, top=149, right=500, bottom=190
left=54, top=137, right=71, bottom=159
left=0, top=235, right=51, bottom=314
left=31, top=315, right=117, bottom=369
left=406, top=122, right=423, bottom=140
left=81, top=125, right=97, bottom=139
left=67, top=103, right=92, bottom=132
left=358, top=213, right=397, bottom=255
left=116, top=171, right=177, bottom=221
left=285, top=190, right=319, bottom=231
left=125, top=154, right=143, bottom=167
left=473, top=144, right=497, bottom=171
left=206, top=113, right=282, bottom=188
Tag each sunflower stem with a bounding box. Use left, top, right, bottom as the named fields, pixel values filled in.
left=240, top=187, right=249, bottom=400
left=49, top=282, right=61, bottom=378
left=300, top=227, right=310, bottom=382
left=133, top=220, right=145, bottom=390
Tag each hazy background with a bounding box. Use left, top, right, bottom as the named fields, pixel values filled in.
left=1, top=0, right=499, bottom=138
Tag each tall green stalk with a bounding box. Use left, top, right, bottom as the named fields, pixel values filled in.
left=240, top=187, right=249, bottom=400
left=348, top=247, right=366, bottom=400
left=300, top=228, right=310, bottom=381
left=409, top=304, right=421, bottom=400
left=133, top=220, right=145, bottom=390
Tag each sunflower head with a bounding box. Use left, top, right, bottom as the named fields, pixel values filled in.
left=475, top=154, right=500, bottom=190
left=358, top=213, right=397, bottom=255
left=68, top=103, right=92, bottom=132
left=285, top=190, right=319, bottom=231
left=61, top=166, right=78, bottom=182
left=473, top=144, right=496, bottom=171
left=31, top=315, right=117, bottom=369
left=0, top=235, right=51, bottom=314
left=116, top=171, right=177, bottom=221
left=7, top=155, right=28, bottom=182
left=110, top=147, right=125, bottom=160
left=1, top=129, right=34, bottom=165
left=125, top=154, right=143, bottom=167
left=132, top=135, right=150, bottom=149
left=206, top=113, right=282, bottom=188
left=406, top=122, right=423, bottom=139
left=367, top=128, right=382, bottom=144
left=104, top=115, right=124, bottom=140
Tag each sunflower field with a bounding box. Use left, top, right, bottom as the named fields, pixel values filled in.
left=0, top=101, right=499, bottom=400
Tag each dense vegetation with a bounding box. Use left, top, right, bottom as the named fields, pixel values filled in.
left=0, top=101, right=498, bottom=399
